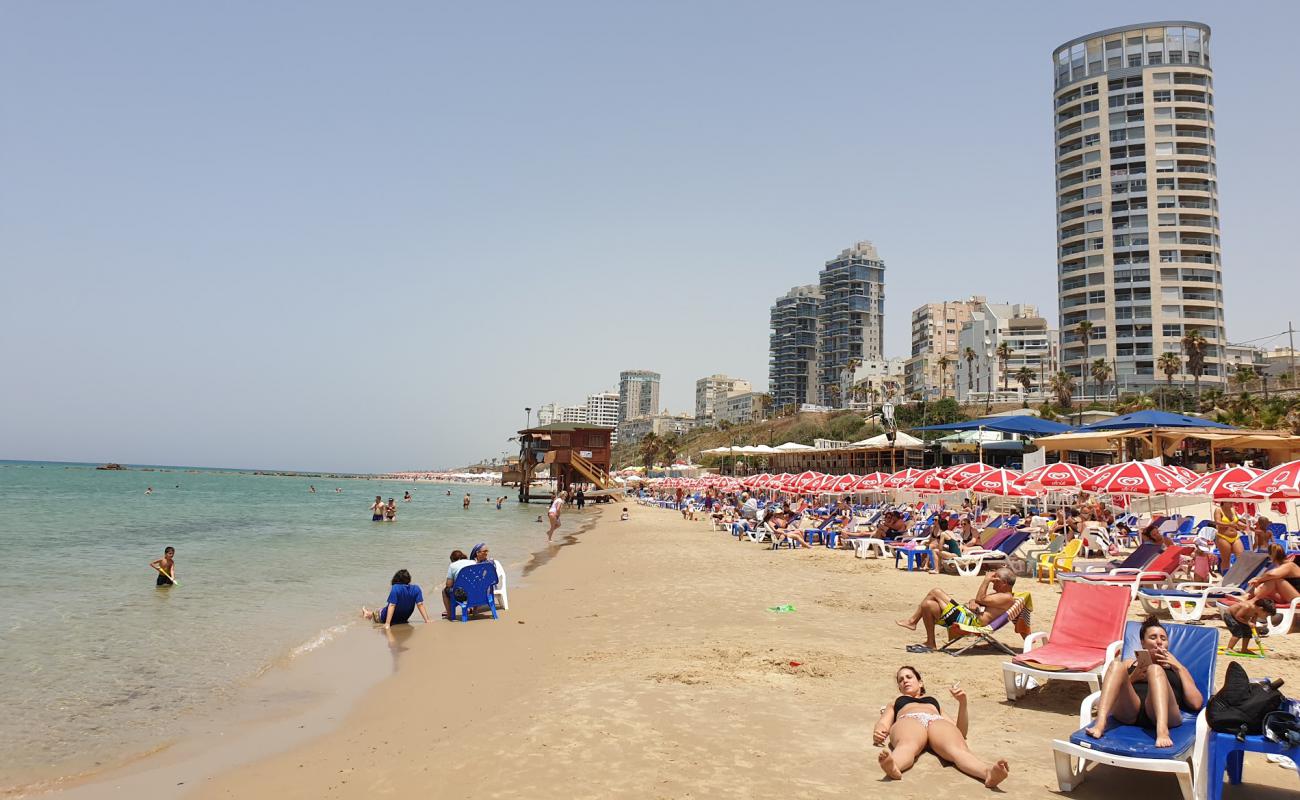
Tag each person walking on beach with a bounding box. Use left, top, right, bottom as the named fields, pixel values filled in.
left=575, top=488, right=586, bottom=511
left=546, top=491, right=566, bottom=542
left=385, top=498, right=397, bottom=521
left=361, top=569, right=431, bottom=629
left=150, top=546, right=177, bottom=586
left=371, top=496, right=385, bottom=521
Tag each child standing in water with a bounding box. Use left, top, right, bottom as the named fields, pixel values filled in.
left=150, top=546, right=177, bottom=586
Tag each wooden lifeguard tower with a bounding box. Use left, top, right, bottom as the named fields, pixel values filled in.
left=515, top=423, right=617, bottom=503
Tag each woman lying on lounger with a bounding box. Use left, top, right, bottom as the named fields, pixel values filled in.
left=1085, top=616, right=1203, bottom=748
left=873, top=665, right=1009, bottom=789
left=1247, top=543, right=1300, bottom=603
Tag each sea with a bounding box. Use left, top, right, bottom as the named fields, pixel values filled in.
left=0, top=460, right=547, bottom=792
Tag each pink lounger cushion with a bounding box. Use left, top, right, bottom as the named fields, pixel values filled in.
left=1011, top=581, right=1130, bottom=671
left=1013, top=643, right=1107, bottom=672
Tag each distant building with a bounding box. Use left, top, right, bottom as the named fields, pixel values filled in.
left=618, top=370, right=660, bottom=424
left=817, top=241, right=886, bottom=406
left=695, top=374, right=751, bottom=421
left=1261, top=347, right=1299, bottom=383
left=585, top=391, right=620, bottom=444
left=618, top=413, right=696, bottom=445
left=903, top=297, right=985, bottom=400
left=558, top=404, right=588, bottom=424
left=769, top=284, right=822, bottom=412
left=848, top=357, right=908, bottom=407
left=955, top=303, right=1058, bottom=403
left=716, top=391, right=767, bottom=426
left=536, top=403, right=558, bottom=425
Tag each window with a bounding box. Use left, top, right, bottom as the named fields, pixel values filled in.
left=1153, top=90, right=1171, bottom=102
left=1155, top=142, right=1174, bottom=155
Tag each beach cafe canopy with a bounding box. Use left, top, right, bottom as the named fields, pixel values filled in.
left=775, top=442, right=816, bottom=452
left=913, top=415, right=1073, bottom=437
left=1033, top=427, right=1300, bottom=465
left=1073, top=410, right=1235, bottom=432
left=850, top=431, right=927, bottom=448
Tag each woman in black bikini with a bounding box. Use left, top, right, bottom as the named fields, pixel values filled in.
left=1085, top=616, right=1203, bottom=748
left=872, top=666, right=1009, bottom=788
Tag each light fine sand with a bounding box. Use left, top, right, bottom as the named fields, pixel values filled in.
left=191, top=506, right=1299, bottom=799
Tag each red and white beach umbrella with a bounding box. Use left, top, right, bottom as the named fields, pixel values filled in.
left=910, top=468, right=950, bottom=493
left=883, top=468, right=923, bottom=489
left=825, top=473, right=861, bottom=494
left=1241, top=460, right=1300, bottom=499
left=791, top=471, right=825, bottom=493
left=853, top=472, right=890, bottom=491
left=942, top=462, right=995, bottom=488
left=1166, top=465, right=1200, bottom=484
left=808, top=473, right=840, bottom=493
left=1176, top=465, right=1262, bottom=500
left=1080, top=461, right=1188, bottom=495
left=965, top=468, right=1032, bottom=497
left=1014, top=461, right=1094, bottom=489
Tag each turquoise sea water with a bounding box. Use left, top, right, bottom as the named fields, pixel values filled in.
left=0, top=461, right=542, bottom=790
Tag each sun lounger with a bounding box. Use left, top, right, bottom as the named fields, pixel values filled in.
left=1058, top=546, right=1191, bottom=600
left=941, top=592, right=1032, bottom=656
left=1003, top=582, right=1130, bottom=701
left=1137, top=551, right=1268, bottom=621
left=946, top=531, right=1029, bottom=577
left=1051, top=621, right=1218, bottom=800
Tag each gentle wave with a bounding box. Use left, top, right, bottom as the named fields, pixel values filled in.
left=290, top=622, right=355, bottom=659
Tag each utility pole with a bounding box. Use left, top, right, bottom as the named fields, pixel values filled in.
left=1290, top=321, right=1298, bottom=389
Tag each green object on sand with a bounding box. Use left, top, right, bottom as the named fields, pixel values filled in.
left=767, top=604, right=796, bottom=613
left=1217, top=646, right=1264, bottom=659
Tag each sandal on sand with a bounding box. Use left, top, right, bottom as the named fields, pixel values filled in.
left=905, top=644, right=933, bottom=654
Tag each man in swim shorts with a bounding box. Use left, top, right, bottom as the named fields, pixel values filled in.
left=370, top=495, right=385, bottom=521
left=895, top=569, right=1018, bottom=650
left=150, top=546, right=177, bottom=586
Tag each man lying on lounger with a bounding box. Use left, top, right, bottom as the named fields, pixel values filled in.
left=896, top=568, right=1019, bottom=651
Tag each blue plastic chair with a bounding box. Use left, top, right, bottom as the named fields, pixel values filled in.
left=1052, top=621, right=1218, bottom=800
left=451, top=563, right=499, bottom=622
left=1199, top=723, right=1300, bottom=800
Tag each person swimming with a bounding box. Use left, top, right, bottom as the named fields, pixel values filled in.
left=150, top=546, right=177, bottom=586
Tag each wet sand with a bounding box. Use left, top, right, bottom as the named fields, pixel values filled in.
left=46, top=505, right=1300, bottom=799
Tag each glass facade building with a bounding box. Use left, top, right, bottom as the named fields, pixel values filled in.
left=1053, top=22, right=1226, bottom=394
left=769, top=285, right=822, bottom=411
left=816, top=242, right=886, bottom=405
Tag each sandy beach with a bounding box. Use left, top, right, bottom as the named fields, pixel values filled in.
left=53, top=504, right=1300, bottom=799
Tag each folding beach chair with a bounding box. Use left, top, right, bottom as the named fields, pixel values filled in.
left=1051, top=621, right=1218, bottom=800
left=1002, top=581, right=1130, bottom=701
left=1137, top=551, right=1269, bottom=622
left=940, top=592, right=1031, bottom=657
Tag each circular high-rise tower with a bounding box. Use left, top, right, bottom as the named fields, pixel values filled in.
left=1053, top=22, right=1224, bottom=397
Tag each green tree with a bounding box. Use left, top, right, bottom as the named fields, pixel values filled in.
left=996, top=340, right=1012, bottom=396
left=1076, top=320, right=1094, bottom=383
left=638, top=431, right=660, bottom=472
left=1158, top=351, right=1181, bottom=410
left=1181, top=329, right=1207, bottom=406
left=937, top=354, right=952, bottom=399
left=1050, top=370, right=1077, bottom=410
left=1091, top=358, right=1113, bottom=407
left=963, top=346, right=976, bottom=398
left=1015, top=366, right=1035, bottom=408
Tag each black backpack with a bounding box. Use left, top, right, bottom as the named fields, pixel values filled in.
left=1206, top=661, right=1285, bottom=740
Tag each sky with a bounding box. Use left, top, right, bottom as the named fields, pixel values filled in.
left=3, top=1, right=1298, bottom=472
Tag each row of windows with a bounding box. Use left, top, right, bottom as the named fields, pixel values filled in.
left=1055, top=26, right=1210, bottom=88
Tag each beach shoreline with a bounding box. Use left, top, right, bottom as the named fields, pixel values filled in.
left=33, top=504, right=1300, bottom=799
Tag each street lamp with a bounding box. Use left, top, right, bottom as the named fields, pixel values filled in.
left=524, top=407, right=532, bottom=429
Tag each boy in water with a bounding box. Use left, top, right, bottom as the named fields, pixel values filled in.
left=150, top=546, right=177, bottom=586
left=1222, top=595, right=1275, bottom=655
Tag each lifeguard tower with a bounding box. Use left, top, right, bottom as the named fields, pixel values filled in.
left=515, top=423, right=617, bottom=503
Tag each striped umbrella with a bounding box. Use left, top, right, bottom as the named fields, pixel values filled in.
left=1241, top=460, right=1300, bottom=499
left=1175, top=465, right=1261, bottom=500
left=942, top=462, right=995, bottom=488
left=1080, top=461, right=1188, bottom=495
left=1014, top=461, right=1094, bottom=489
left=965, top=468, right=1032, bottom=497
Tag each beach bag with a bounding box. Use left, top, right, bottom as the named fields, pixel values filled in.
left=1264, top=702, right=1300, bottom=748
left=1207, top=661, right=1286, bottom=740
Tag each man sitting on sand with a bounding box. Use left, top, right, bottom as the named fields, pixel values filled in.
left=896, top=569, right=1019, bottom=651
left=361, top=569, right=431, bottom=629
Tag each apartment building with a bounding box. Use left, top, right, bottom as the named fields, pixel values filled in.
left=618, top=370, right=661, bottom=424
left=1053, top=22, right=1226, bottom=392
left=903, top=297, right=985, bottom=399
left=695, top=374, right=751, bottom=421
left=817, top=241, right=885, bottom=406
left=955, top=303, right=1058, bottom=403
left=769, top=285, right=822, bottom=412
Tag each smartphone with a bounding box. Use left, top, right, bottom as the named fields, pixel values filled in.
left=1133, top=649, right=1153, bottom=669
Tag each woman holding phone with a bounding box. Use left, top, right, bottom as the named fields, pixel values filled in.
left=1084, top=616, right=1203, bottom=748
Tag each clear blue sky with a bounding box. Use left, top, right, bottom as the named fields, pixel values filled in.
left=3, top=2, right=1297, bottom=472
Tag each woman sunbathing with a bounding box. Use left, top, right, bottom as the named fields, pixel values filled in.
left=873, top=665, right=1009, bottom=788
left=767, top=510, right=812, bottom=549
left=1085, top=616, right=1203, bottom=748
left=1247, top=543, right=1300, bottom=603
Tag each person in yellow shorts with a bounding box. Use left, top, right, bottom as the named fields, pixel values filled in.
left=1213, top=500, right=1247, bottom=572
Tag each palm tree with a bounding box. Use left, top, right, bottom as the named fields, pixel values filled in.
left=638, top=431, right=660, bottom=473
left=828, top=384, right=842, bottom=408
left=1090, top=358, right=1113, bottom=408
left=757, top=393, right=773, bottom=420
left=936, top=354, right=952, bottom=399
left=1076, top=320, right=1094, bottom=391
left=996, top=340, right=1012, bottom=396
left=1015, top=366, right=1035, bottom=408
left=1181, top=329, right=1207, bottom=407
left=963, top=346, right=976, bottom=402
left=1050, top=370, right=1077, bottom=410
left=1158, top=351, right=1181, bottom=410
left=1232, top=364, right=1257, bottom=400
